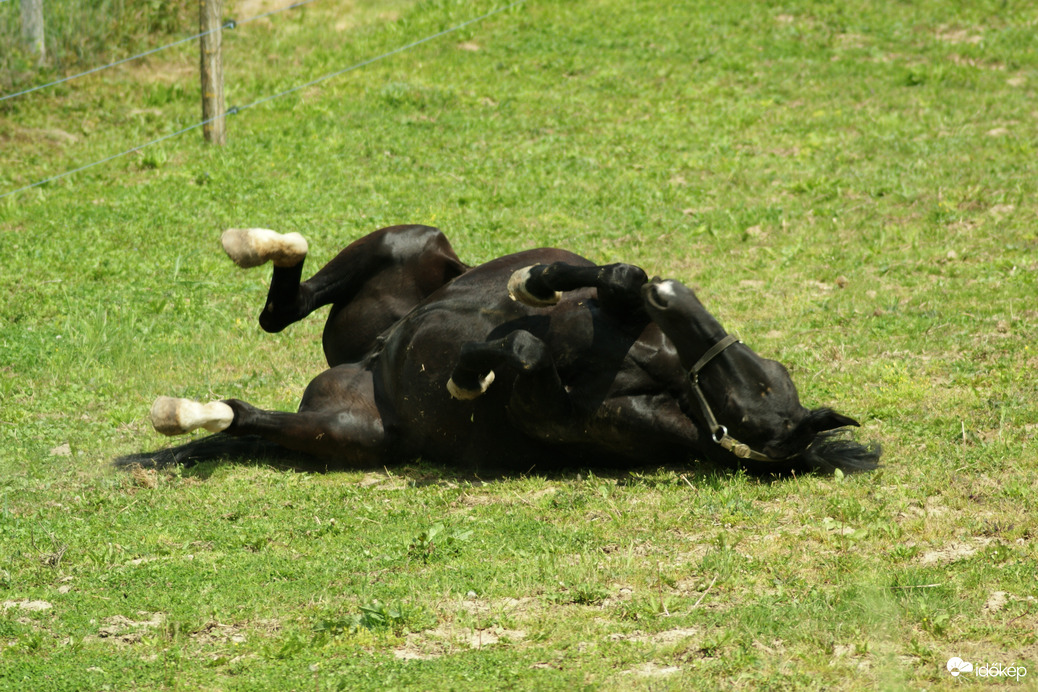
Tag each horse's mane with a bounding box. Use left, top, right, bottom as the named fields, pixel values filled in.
left=792, top=430, right=882, bottom=475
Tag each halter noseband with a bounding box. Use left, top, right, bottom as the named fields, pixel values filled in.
left=687, top=334, right=786, bottom=463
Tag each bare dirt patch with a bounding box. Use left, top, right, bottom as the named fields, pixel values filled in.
left=620, top=661, right=682, bottom=677
left=192, top=621, right=249, bottom=646
left=917, top=537, right=992, bottom=566
left=454, top=486, right=556, bottom=509
left=234, top=0, right=285, bottom=21
left=130, top=465, right=159, bottom=489
left=393, top=595, right=538, bottom=660
left=983, top=591, right=1010, bottom=614
left=2, top=600, right=52, bottom=612
left=87, top=612, right=165, bottom=645
left=608, top=627, right=700, bottom=645
left=0, top=125, right=78, bottom=149
left=394, top=625, right=527, bottom=660
left=122, top=59, right=195, bottom=86
left=356, top=472, right=408, bottom=490
left=935, top=26, right=983, bottom=45
left=449, top=596, right=539, bottom=619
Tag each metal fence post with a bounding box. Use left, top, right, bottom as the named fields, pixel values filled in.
left=200, top=0, right=226, bottom=145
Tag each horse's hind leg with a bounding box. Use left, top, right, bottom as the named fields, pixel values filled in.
left=150, top=367, right=387, bottom=465
left=222, top=225, right=467, bottom=363
left=221, top=227, right=312, bottom=334
left=508, top=262, right=649, bottom=315
left=151, top=397, right=235, bottom=435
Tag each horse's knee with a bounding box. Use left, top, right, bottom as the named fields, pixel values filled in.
left=384, top=225, right=467, bottom=292
left=594, top=263, right=648, bottom=313
left=447, top=331, right=552, bottom=400
left=603, top=263, right=648, bottom=294
left=220, top=392, right=385, bottom=463
left=502, top=330, right=551, bottom=373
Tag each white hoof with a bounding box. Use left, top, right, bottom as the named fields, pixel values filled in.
left=150, top=396, right=234, bottom=436
left=221, top=228, right=308, bottom=268
left=446, top=370, right=496, bottom=400
left=507, top=266, right=561, bottom=307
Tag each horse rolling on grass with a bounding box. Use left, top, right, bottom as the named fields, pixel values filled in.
left=128, top=225, right=880, bottom=476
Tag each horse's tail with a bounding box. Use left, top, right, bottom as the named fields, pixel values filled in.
left=113, top=434, right=319, bottom=471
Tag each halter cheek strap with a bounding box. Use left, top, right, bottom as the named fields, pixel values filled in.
left=687, top=334, right=785, bottom=462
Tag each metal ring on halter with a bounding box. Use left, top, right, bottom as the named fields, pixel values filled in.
left=712, top=425, right=727, bottom=444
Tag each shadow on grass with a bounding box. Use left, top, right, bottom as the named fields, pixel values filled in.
left=112, top=433, right=762, bottom=486
left=114, top=434, right=374, bottom=480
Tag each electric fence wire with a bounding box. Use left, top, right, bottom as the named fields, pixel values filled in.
left=232, top=0, right=525, bottom=116
left=0, top=0, right=525, bottom=201
left=0, top=0, right=322, bottom=103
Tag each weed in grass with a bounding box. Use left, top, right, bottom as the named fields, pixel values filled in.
left=407, top=522, right=473, bottom=561
left=316, top=599, right=409, bottom=640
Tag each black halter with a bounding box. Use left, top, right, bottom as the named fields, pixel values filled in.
left=687, top=334, right=787, bottom=462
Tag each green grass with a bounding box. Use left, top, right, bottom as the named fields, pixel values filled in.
left=2, top=0, right=1037, bottom=688
left=0, top=0, right=195, bottom=93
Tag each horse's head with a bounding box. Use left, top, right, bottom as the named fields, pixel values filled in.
left=642, top=279, right=880, bottom=474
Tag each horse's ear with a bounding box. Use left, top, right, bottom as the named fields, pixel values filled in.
left=806, top=408, right=859, bottom=434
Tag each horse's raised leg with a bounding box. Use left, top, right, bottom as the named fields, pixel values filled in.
left=221, top=225, right=467, bottom=365
left=150, top=367, right=387, bottom=465
left=221, top=227, right=313, bottom=334
left=448, top=330, right=571, bottom=423
left=508, top=262, right=649, bottom=315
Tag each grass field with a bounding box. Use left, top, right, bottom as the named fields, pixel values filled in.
left=1, top=0, right=1037, bottom=689
left=0, top=0, right=196, bottom=94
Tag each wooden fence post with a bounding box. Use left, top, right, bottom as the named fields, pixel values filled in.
left=199, top=0, right=226, bottom=145
left=21, top=0, right=46, bottom=65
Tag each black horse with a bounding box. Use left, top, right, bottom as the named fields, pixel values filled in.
left=143, top=225, right=879, bottom=475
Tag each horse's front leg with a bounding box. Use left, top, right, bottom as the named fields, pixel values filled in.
left=508, top=262, right=649, bottom=316
left=447, top=330, right=572, bottom=430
